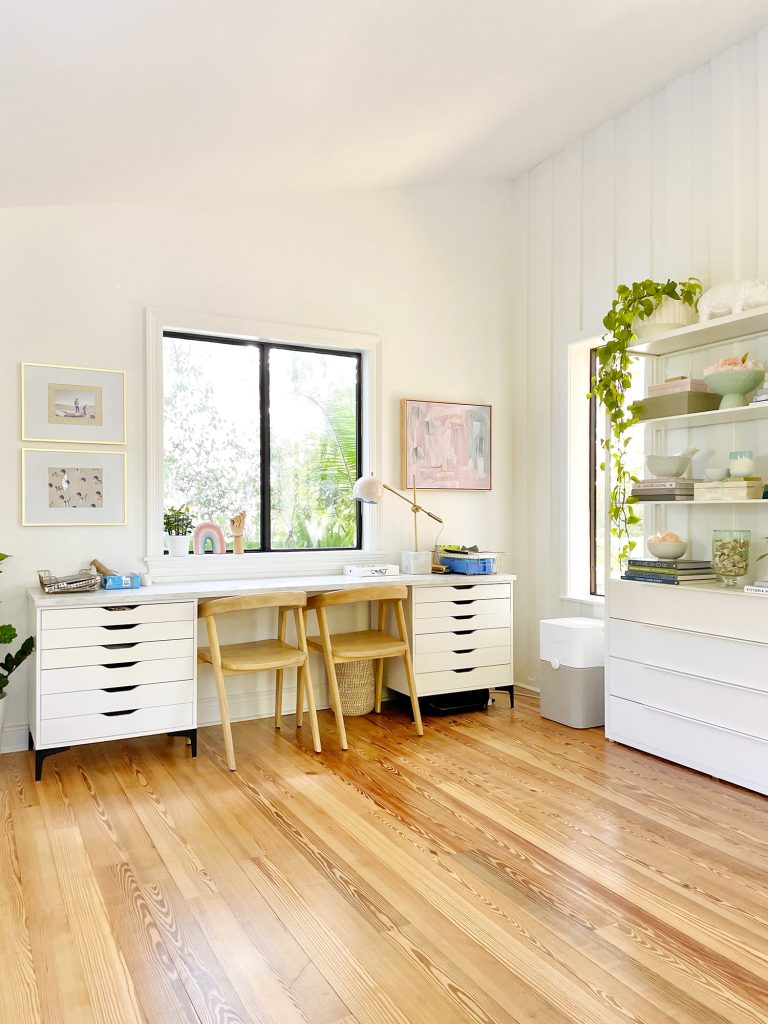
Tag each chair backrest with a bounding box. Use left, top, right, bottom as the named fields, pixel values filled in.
left=198, top=591, right=307, bottom=619
left=307, top=584, right=407, bottom=610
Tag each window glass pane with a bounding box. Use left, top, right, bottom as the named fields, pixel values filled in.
left=163, top=337, right=261, bottom=550
left=269, top=348, right=359, bottom=549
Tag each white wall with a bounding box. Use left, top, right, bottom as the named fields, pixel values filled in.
left=0, top=183, right=514, bottom=750
left=509, top=27, right=768, bottom=686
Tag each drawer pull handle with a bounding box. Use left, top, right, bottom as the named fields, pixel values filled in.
left=103, top=661, right=138, bottom=669
left=102, top=685, right=139, bottom=693
left=453, top=667, right=476, bottom=674
left=451, top=585, right=475, bottom=591
left=102, top=642, right=139, bottom=650
left=102, top=709, right=138, bottom=717
left=451, top=600, right=475, bottom=606
left=102, top=623, right=139, bottom=632
left=453, top=649, right=476, bottom=655
left=452, top=630, right=476, bottom=636
left=105, top=605, right=139, bottom=612
left=452, top=615, right=474, bottom=621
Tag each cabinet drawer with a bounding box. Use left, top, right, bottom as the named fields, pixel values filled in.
left=609, top=619, right=768, bottom=692
left=388, top=663, right=512, bottom=697
left=414, top=583, right=510, bottom=604
left=40, top=657, right=195, bottom=695
left=41, top=639, right=194, bottom=670
left=414, top=598, right=509, bottom=620
left=415, top=646, right=510, bottom=674
left=610, top=657, right=768, bottom=741
left=42, top=679, right=194, bottom=720
left=414, top=628, right=510, bottom=655
left=608, top=696, right=768, bottom=795
left=412, top=612, right=510, bottom=635
left=41, top=620, right=194, bottom=650
left=42, top=602, right=194, bottom=630
left=39, top=703, right=194, bottom=748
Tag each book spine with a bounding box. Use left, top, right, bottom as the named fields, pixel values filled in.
left=744, top=586, right=768, bottom=595
left=622, top=573, right=681, bottom=584
left=628, top=560, right=710, bottom=569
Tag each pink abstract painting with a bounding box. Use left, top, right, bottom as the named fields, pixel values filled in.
left=401, top=399, right=491, bottom=490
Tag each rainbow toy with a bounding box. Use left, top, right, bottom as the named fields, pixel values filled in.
left=192, top=521, right=226, bottom=555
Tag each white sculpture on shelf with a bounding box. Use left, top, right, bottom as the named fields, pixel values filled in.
left=698, top=280, right=768, bottom=321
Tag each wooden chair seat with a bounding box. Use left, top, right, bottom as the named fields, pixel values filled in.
left=198, top=638, right=306, bottom=673
left=307, top=629, right=406, bottom=661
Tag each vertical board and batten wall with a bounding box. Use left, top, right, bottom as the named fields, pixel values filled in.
left=510, top=28, right=768, bottom=688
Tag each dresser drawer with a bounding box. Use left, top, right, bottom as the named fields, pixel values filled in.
left=41, top=602, right=194, bottom=630
left=414, top=598, right=510, bottom=620
left=412, top=612, right=510, bottom=635
left=41, top=639, right=194, bottom=670
left=414, top=628, right=510, bottom=655
left=41, top=620, right=194, bottom=650
left=388, top=663, right=512, bottom=697
left=608, top=696, right=768, bottom=795
left=39, top=703, right=194, bottom=747
left=610, top=657, right=768, bottom=740
left=609, top=619, right=768, bottom=692
left=414, top=583, right=510, bottom=604
left=42, top=679, right=194, bottom=720
left=415, top=646, right=510, bottom=674
left=40, top=657, right=195, bottom=695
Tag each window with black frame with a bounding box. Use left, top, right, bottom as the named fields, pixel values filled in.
left=162, top=332, right=362, bottom=552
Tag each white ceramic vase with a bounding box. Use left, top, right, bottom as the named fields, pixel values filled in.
left=633, top=296, right=696, bottom=339
left=167, top=534, right=190, bottom=557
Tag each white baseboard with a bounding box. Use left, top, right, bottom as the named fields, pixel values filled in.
left=1, top=725, right=30, bottom=754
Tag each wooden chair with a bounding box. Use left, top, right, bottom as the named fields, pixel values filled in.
left=304, top=584, right=424, bottom=750
left=197, top=591, right=320, bottom=770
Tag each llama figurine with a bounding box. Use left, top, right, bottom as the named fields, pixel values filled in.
left=699, top=280, right=768, bottom=321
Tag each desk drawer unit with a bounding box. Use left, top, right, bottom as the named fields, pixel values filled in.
left=388, top=580, right=514, bottom=699
left=30, top=599, right=197, bottom=779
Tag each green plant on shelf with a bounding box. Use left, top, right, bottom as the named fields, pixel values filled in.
left=589, top=277, right=703, bottom=563
left=0, top=553, right=34, bottom=699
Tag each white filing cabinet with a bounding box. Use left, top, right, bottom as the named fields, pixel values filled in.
left=387, top=577, right=514, bottom=699
left=28, top=598, right=197, bottom=779
left=606, top=580, right=768, bottom=795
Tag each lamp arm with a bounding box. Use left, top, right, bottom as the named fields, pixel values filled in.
left=381, top=483, right=443, bottom=523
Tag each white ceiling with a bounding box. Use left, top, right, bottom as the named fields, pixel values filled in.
left=3, top=0, right=768, bottom=207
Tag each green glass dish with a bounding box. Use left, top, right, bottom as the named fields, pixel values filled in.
left=703, top=369, right=765, bottom=409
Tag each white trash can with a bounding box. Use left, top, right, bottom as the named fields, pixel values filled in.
left=539, top=617, right=605, bottom=728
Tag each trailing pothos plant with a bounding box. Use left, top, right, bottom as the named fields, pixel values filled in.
left=589, top=277, right=703, bottom=563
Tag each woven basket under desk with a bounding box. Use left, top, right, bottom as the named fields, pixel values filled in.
left=335, top=659, right=376, bottom=716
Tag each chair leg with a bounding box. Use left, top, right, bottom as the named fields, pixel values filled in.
left=395, top=600, right=424, bottom=736
left=317, top=607, right=348, bottom=750
left=275, top=669, right=284, bottom=730
left=296, top=664, right=305, bottom=728
left=299, top=660, right=322, bottom=754
left=212, top=662, right=237, bottom=770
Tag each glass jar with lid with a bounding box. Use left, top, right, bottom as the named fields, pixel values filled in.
left=729, top=450, right=755, bottom=477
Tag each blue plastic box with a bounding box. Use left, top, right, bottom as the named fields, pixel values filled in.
left=101, top=573, right=141, bottom=590
left=439, top=556, right=496, bottom=575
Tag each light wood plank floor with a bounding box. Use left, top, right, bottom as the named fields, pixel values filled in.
left=2, top=694, right=768, bottom=1024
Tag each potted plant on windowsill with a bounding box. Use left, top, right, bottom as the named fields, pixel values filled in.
left=0, top=553, right=35, bottom=742
left=164, top=505, right=194, bottom=557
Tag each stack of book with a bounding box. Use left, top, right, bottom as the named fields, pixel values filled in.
left=647, top=376, right=710, bottom=398
left=631, top=478, right=695, bottom=502
left=744, top=580, right=768, bottom=596
left=622, top=558, right=716, bottom=586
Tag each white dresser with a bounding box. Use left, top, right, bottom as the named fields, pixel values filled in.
left=28, top=597, right=197, bottom=779
left=387, top=577, right=514, bottom=701
left=606, top=579, right=768, bottom=795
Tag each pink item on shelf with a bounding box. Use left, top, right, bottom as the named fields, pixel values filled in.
left=647, top=378, right=710, bottom=398
left=192, top=521, right=227, bottom=554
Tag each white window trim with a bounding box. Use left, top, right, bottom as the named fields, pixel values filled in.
left=145, top=307, right=383, bottom=582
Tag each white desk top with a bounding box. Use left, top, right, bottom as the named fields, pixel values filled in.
left=29, top=572, right=516, bottom=608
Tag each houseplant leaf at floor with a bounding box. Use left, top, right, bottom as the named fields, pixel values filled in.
left=0, top=553, right=35, bottom=743
left=589, top=277, right=702, bottom=565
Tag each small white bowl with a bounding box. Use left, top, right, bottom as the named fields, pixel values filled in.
left=704, top=467, right=729, bottom=481
left=647, top=539, right=687, bottom=560
left=646, top=454, right=690, bottom=478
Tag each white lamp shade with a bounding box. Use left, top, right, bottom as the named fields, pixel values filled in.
left=353, top=474, right=384, bottom=503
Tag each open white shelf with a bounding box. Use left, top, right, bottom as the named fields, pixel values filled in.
left=615, top=578, right=765, bottom=598
left=635, top=498, right=766, bottom=506
left=638, top=402, right=768, bottom=429
left=628, top=307, right=768, bottom=357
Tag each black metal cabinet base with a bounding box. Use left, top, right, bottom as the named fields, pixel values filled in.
left=30, top=728, right=198, bottom=781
